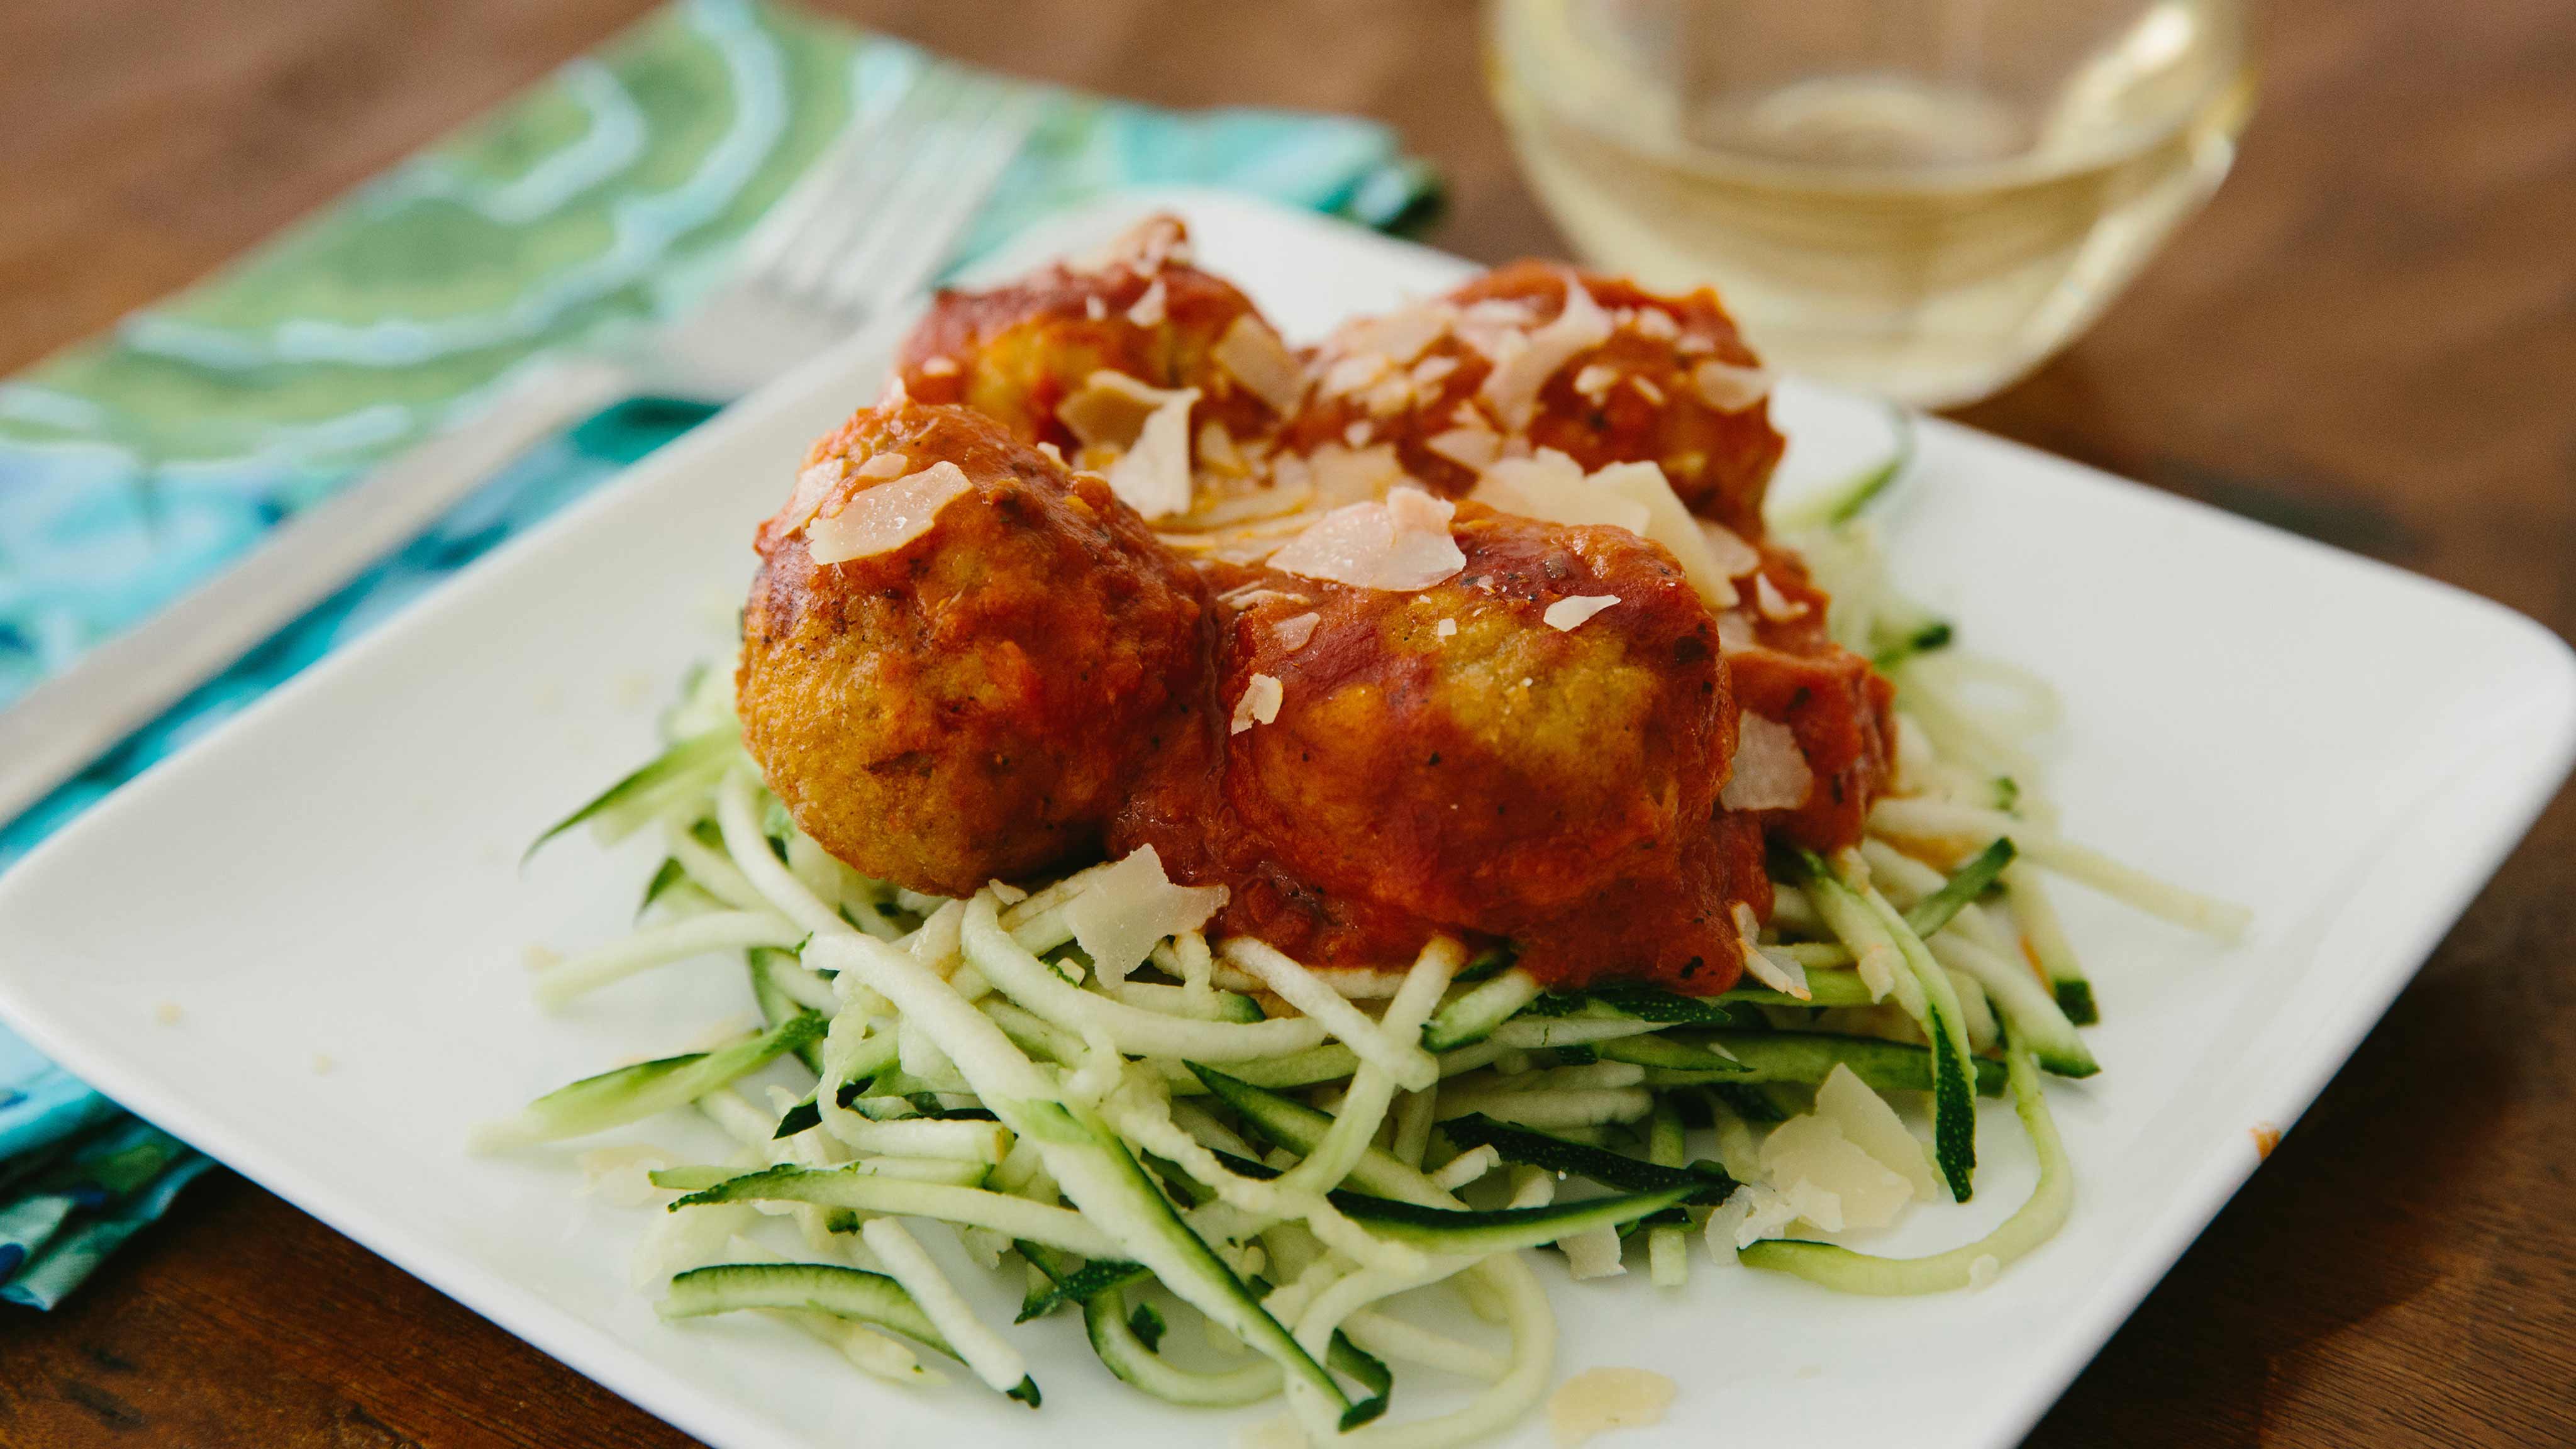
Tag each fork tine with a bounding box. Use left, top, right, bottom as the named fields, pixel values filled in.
left=810, top=75, right=1008, bottom=305
left=734, top=50, right=928, bottom=282
left=823, top=88, right=1040, bottom=323
left=767, top=65, right=967, bottom=301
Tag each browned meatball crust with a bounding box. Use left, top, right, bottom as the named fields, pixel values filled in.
left=739, top=398, right=1210, bottom=897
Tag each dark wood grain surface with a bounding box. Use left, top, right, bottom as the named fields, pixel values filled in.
left=2, top=1, right=2571, bottom=1445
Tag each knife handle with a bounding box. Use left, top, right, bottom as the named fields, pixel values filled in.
left=0, top=357, right=632, bottom=831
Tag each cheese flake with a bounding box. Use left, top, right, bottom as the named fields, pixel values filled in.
left=804, top=461, right=974, bottom=564
left=1816, top=1063, right=1943, bottom=1201
left=1542, top=594, right=1620, bottom=632
left=1755, top=572, right=1812, bottom=621
left=1230, top=674, right=1284, bottom=734
left=1213, top=313, right=1308, bottom=414
left=1587, top=460, right=1741, bottom=608
left=1126, top=277, right=1167, bottom=326
left=1478, top=272, right=1613, bottom=426
left=1104, top=386, right=1201, bottom=519
left=1424, top=425, right=1502, bottom=472
left=1062, top=844, right=1228, bottom=982
left=1471, top=450, right=1650, bottom=536
left=1267, top=487, right=1465, bottom=592
left=1693, top=358, right=1774, bottom=411
left=1720, top=713, right=1814, bottom=811
left=779, top=457, right=850, bottom=534
left=1272, top=611, right=1323, bottom=651
left=1699, top=519, right=1763, bottom=578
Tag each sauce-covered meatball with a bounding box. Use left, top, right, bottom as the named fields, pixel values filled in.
left=739, top=398, right=1210, bottom=897
left=1115, top=498, right=1768, bottom=991
left=1284, top=263, right=1785, bottom=536
left=895, top=216, right=1306, bottom=465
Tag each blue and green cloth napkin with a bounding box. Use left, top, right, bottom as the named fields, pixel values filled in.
left=0, top=0, right=1433, bottom=1307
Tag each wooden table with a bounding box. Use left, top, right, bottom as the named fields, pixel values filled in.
left=3, top=1, right=2570, bottom=1443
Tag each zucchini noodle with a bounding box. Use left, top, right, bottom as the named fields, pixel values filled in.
left=487, top=505, right=2247, bottom=1445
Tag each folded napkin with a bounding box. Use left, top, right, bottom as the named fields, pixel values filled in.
left=0, top=0, right=1433, bottom=1306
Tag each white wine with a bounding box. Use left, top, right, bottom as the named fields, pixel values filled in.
left=1488, top=0, right=2255, bottom=406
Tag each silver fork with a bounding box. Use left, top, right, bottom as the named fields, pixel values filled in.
left=0, top=62, right=1038, bottom=828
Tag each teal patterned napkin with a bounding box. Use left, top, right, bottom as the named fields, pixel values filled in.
left=0, top=0, right=1434, bottom=1306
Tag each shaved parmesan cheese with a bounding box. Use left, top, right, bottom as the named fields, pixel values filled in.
left=1336, top=300, right=1456, bottom=366
left=1363, top=371, right=1418, bottom=418
left=1106, top=387, right=1200, bottom=519
left=1084, top=294, right=1107, bottom=321
left=1272, top=611, right=1322, bottom=650
left=1572, top=362, right=1618, bottom=402
left=1715, top=609, right=1757, bottom=653
left=1721, top=713, right=1814, bottom=811
left=1435, top=617, right=1458, bottom=639
left=1219, top=583, right=1311, bottom=609
left=1424, top=425, right=1502, bottom=472
left=1062, top=845, right=1227, bottom=982
left=1816, top=1063, right=1943, bottom=1201
left=1549, top=1367, right=1675, bottom=1449
left=855, top=452, right=911, bottom=480
left=1068, top=214, right=1191, bottom=275
left=1543, top=594, right=1619, bottom=632
left=1472, top=450, right=1650, bottom=535
left=1267, top=487, right=1465, bottom=592
left=779, top=458, right=850, bottom=534
left=1587, top=461, right=1741, bottom=608
left=804, top=462, right=974, bottom=564
left=916, top=355, right=960, bottom=377
left=1693, top=359, right=1774, bottom=411
left=1738, top=901, right=1810, bottom=1000
left=1126, top=277, right=1167, bottom=326
left=1321, top=350, right=1392, bottom=399
left=1343, top=419, right=1374, bottom=448
left=1628, top=374, right=1666, bottom=404
left=1057, top=370, right=1191, bottom=453
left=1711, top=1180, right=1801, bottom=1251
left=1230, top=674, right=1284, bottom=733
left=1196, top=421, right=1246, bottom=477
left=1213, top=314, right=1307, bottom=415
left=1698, top=520, right=1763, bottom=578
left=1035, top=440, right=1067, bottom=467
left=1299, top=443, right=1408, bottom=507
left=1412, top=353, right=1460, bottom=388
left=1558, top=1223, right=1627, bottom=1280
left=1631, top=306, right=1680, bottom=340
left=1479, top=273, right=1613, bottom=426
left=1755, top=571, right=1811, bottom=621
left=1758, top=1113, right=1911, bottom=1230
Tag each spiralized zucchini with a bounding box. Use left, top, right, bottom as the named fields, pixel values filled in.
left=482, top=507, right=2246, bottom=1446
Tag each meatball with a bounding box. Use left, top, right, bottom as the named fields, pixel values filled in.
left=1721, top=548, right=1897, bottom=852
left=895, top=214, right=1304, bottom=464
left=1115, top=499, right=1765, bottom=991
left=738, top=397, right=1210, bottom=897
left=1284, top=262, right=1786, bottom=537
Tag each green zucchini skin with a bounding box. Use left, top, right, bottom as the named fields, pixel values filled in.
left=1604, top=1031, right=2006, bottom=1096
left=659, top=1262, right=951, bottom=1352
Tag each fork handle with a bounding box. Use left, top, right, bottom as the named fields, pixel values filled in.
left=0, top=356, right=631, bottom=830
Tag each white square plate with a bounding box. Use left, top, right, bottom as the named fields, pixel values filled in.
left=0, top=192, right=2568, bottom=1449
